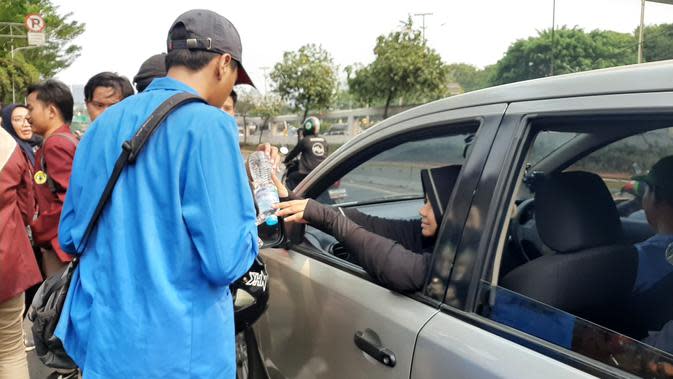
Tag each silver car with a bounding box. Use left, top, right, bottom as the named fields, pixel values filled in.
left=250, top=60, right=673, bottom=378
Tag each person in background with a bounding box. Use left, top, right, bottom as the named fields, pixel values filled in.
left=631, top=156, right=673, bottom=295
left=2, top=104, right=36, bottom=165
left=56, top=9, right=258, bottom=378
left=221, top=89, right=237, bottom=117
left=26, top=80, right=78, bottom=278
left=84, top=72, right=134, bottom=122
left=133, top=53, right=167, bottom=93
left=283, top=116, right=328, bottom=189
left=0, top=127, right=41, bottom=379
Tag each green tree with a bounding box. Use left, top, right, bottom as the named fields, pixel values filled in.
left=492, top=27, right=636, bottom=85
left=270, top=44, right=337, bottom=122
left=235, top=90, right=256, bottom=145
left=252, top=95, right=283, bottom=145
left=347, top=19, right=449, bottom=119
left=0, top=0, right=85, bottom=79
left=641, top=24, right=673, bottom=63
left=0, top=54, right=40, bottom=104
left=446, top=63, right=494, bottom=93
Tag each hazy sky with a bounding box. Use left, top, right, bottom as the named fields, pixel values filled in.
left=51, top=0, right=673, bottom=91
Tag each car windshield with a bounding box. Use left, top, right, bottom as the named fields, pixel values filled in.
left=527, top=131, right=580, bottom=167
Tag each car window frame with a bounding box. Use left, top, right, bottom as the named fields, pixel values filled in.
left=443, top=91, right=673, bottom=377
left=283, top=103, right=508, bottom=306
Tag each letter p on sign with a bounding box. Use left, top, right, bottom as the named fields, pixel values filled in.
left=24, top=14, right=46, bottom=32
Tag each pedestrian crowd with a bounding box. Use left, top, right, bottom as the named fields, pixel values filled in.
left=3, top=7, right=673, bottom=379
left=0, top=9, right=251, bottom=379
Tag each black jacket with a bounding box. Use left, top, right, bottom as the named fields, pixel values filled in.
left=284, top=135, right=328, bottom=174
left=302, top=199, right=433, bottom=292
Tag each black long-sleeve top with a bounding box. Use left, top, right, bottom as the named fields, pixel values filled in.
left=300, top=199, right=433, bottom=292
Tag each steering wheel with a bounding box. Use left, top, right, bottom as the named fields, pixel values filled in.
left=509, top=198, right=554, bottom=262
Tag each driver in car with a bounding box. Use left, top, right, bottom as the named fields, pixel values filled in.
left=272, top=165, right=461, bottom=292
left=631, top=155, right=673, bottom=295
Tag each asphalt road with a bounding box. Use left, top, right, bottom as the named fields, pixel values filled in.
left=24, top=320, right=54, bottom=379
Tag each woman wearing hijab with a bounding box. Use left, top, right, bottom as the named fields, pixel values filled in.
left=1, top=104, right=39, bottom=166
left=272, top=165, right=462, bottom=292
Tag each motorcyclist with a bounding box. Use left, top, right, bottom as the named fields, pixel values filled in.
left=284, top=116, right=328, bottom=189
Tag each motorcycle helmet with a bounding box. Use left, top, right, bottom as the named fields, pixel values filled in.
left=303, top=116, right=320, bottom=135
left=231, top=257, right=270, bottom=333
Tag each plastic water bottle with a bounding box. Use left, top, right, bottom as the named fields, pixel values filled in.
left=248, top=151, right=279, bottom=226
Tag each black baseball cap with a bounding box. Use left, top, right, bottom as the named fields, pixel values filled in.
left=633, top=155, right=673, bottom=198
left=167, top=9, right=255, bottom=87
left=133, top=53, right=167, bottom=92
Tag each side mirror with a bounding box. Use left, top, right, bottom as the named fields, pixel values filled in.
left=257, top=219, right=285, bottom=249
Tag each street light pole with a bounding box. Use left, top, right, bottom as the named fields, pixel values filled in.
left=259, top=66, right=270, bottom=94
left=638, top=0, right=646, bottom=63
left=10, top=45, right=40, bottom=103
left=551, top=0, right=556, bottom=76
left=637, top=0, right=673, bottom=64
left=413, top=13, right=433, bottom=41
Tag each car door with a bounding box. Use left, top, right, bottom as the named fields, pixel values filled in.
left=253, top=104, right=506, bottom=379
left=412, top=91, right=673, bottom=378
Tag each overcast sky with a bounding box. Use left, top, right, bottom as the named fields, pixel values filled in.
left=51, top=0, right=673, bottom=92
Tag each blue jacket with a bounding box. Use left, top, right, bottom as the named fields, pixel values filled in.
left=57, top=77, right=258, bottom=379
left=633, top=234, right=673, bottom=294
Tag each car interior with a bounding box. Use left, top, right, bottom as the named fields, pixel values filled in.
left=294, top=128, right=477, bottom=267
left=490, top=120, right=673, bottom=372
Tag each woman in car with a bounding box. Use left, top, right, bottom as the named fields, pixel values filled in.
left=272, top=165, right=461, bottom=292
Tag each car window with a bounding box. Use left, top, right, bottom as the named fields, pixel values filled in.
left=569, top=127, right=673, bottom=211
left=479, top=121, right=673, bottom=378
left=317, top=133, right=474, bottom=206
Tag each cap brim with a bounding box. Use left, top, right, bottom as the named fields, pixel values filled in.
left=632, top=174, right=651, bottom=184
left=236, top=63, right=255, bottom=87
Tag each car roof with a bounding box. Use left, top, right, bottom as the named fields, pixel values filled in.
left=378, top=60, right=673, bottom=129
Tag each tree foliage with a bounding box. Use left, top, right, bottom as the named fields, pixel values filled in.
left=446, top=63, right=494, bottom=93
left=0, top=0, right=84, bottom=102
left=235, top=89, right=256, bottom=145
left=270, top=44, right=337, bottom=122
left=252, top=95, right=283, bottom=144
left=0, top=54, right=40, bottom=105
left=347, top=19, right=449, bottom=119
left=641, top=23, right=673, bottom=63
left=492, top=27, right=636, bottom=85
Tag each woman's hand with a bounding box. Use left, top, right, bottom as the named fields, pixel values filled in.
left=257, top=143, right=281, bottom=171
left=271, top=171, right=289, bottom=198
left=274, top=199, right=309, bottom=223
left=246, top=143, right=281, bottom=182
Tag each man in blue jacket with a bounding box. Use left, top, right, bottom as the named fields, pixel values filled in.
left=56, top=9, right=258, bottom=378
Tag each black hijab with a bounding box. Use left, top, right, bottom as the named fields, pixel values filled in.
left=420, top=165, right=463, bottom=222
left=2, top=104, right=35, bottom=165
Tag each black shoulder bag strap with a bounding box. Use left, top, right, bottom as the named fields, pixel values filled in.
left=75, top=92, right=205, bottom=256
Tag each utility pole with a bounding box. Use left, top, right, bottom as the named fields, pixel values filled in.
left=638, top=0, right=646, bottom=63
left=259, top=66, right=270, bottom=94
left=550, top=0, right=556, bottom=76
left=638, top=0, right=673, bottom=64
left=413, top=12, right=433, bottom=41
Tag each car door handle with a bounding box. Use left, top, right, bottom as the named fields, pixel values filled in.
left=354, top=329, right=396, bottom=367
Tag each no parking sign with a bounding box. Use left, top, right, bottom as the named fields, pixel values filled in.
left=24, top=14, right=46, bottom=32
left=24, top=14, right=46, bottom=46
